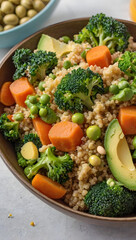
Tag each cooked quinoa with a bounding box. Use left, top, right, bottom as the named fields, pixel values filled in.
left=3, top=34, right=136, bottom=212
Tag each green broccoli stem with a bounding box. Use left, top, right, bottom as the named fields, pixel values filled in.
left=24, top=160, right=45, bottom=179
left=76, top=92, right=93, bottom=110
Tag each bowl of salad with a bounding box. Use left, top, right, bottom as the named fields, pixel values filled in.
left=1, top=14, right=136, bottom=224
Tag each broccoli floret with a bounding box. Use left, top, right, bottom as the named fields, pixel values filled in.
left=74, top=13, right=130, bottom=53
left=24, top=147, right=74, bottom=183
left=54, top=67, right=104, bottom=112
left=17, top=152, right=37, bottom=168
left=23, top=133, right=42, bottom=149
left=13, top=48, right=58, bottom=86
left=0, top=113, right=19, bottom=142
left=118, top=51, right=136, bottom=78
left=84, top=179, right=136, bottom=217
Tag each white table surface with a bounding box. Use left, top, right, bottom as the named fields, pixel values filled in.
left=1, top=0, right=136, bottom=239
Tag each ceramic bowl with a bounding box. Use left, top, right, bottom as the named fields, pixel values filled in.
left=1, top=18, right=136, bottom=226
left=0, top=0, right=58, bottom=48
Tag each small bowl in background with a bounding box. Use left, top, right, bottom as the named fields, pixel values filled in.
left=0, top=0, right=59, bottom=48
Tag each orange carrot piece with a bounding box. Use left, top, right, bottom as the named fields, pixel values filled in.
left=118, top=106, right=136, bottom=135
left=32, top=174, right=67, bottom=199
left=48, top=121, right=84, bottom=152
left=86, top=45, right=111, bottom=68
left=9, top=77, right=35, bottom=107
left=7, top=114, right=13, bottom=122
left=0, top=82, right=15, bottom=106
left=32, top=117, right=52, bottom=145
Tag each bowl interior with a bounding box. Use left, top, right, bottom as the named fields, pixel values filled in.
left=1, top=18, right=136, bottom=224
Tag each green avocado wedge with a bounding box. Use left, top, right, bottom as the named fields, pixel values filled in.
left=104, top=119, right=136, bottom=191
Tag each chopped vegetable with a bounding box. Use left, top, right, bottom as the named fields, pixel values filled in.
left=118, top=51, right=136, bottom=78
left=9, top=77, right=35, bottom=107
left=48, top=121, right=84, bottom=152
left=21, top=142, right=39, bottom=160
left=32, top=174, right=67, bottom=199
left=118, top=106, right=136, bottom=135
left=0, top=81, right=15, bottom=106
left=86, top=46, right=111, bottom=68
left=32, top=117, right=52, bottom=145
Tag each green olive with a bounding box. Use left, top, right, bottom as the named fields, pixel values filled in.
left=89, top=155, right=101, bottom=166
left=39, top=94, right=50, bottom=105
left=15, top=5, right=26, bottom=18
left=27, top=9, right=37, bottom=18
left=86, top=125, right=101, bottom=141
left=28, top=95, right=38, bottom=104
left=132, top=136, right=136, bottom=149
left=19, top=17, right=30, bottom=25
left=1, top=1, right=14, bottom=14
left=61, top=36, right=71, bottom=44
left=33, top=0, right=45, bottom=12
left=81, top=50, right=86, bottom=60
left=63, top=60, right=72, bottom=69
left=3, top=14, right=19, bottom=25
left=72, top=113, right=84, bottom=124
left=118, top=81, right=130, bottom=90
left=109, top=84, right=119, bottom=94
left=38, top=81, right=45, bottom=91
left=49, top=73, right=56, bottom=80
left=4, top=24, right=14, bottom=31
left=21, top=0, right=33, bottom=9
left=13, top=112, right=24, bottom=121
left=30, top=105, right=39, bottom=115
left=39, top=108, right=47, bottom=117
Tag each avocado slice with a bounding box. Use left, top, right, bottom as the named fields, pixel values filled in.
left=104, top=119, right=136, bottom=190
left=37, top=34, right=73, bottom=57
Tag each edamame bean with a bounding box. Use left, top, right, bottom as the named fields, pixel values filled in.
left=89, top=155, right=101, bottom=166
left=39, top=108, right=47, bottom=117
left=72, top=113, right=84, bottom=124
left=39, top=94, right=50, bottom=105
left=13, top=112, right=24, bottom=121
left=30, top=105, right=38, bottom=115
left=112, top=88, right=134, bottom=102
left=49, top=73, right=56, bottom=80
left=27, top=9, right=37, bottom=18
left=86, top=125, right=101, bottom=141
left=132, top=136, right=136, bottom=149
left=21, top=0, right=33, bottom=9
left=1, top=1, right=14, bottom=14
left=15, top=5, right=26, bottom=18
left=4, top=24, right=14, bottom=30
left=109, top=84, right=119, bottom=94
left=28, top=95, right=38, bottom=104
left=118, top=80, right=130, bottom=90
left=63, top=60, right=72, bottom=69
left=38, top=81, right=45, bottom=91
left=33, top=0, right=45, bottom=12
left=19, top=16, right=30, bottom=24
left=3, top=14, right=19, bottom=25
left=61, top=36, right=70, bottom=44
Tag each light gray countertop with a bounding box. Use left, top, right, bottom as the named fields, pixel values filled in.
left=1, top=0, right=136, bottom=239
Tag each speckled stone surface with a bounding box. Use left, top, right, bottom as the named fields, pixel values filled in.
left=1, top=0, right=136, bottom=239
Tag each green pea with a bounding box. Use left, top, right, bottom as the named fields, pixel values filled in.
left=118, top=81, right=130, bottom=90
left=28, top=95, right=38, bottom=104
left=40, top=94, right=50, bottom=105
left=86, top=125, right=101, bottom=141
left=49, top=73, right=56, bottom=80
left=89, top=155, right=101, bottom=166
left=38, top=81, right=45, bottom=91
left=112, top=88, right=134, bottom=102
left=133, top=149, right=136, bottom=159
left=81, top=50, right=86, bottom=60
left=63, top=60, right=72, bottom=69
left=109, top=84, right=119, bottom=94
left=72, top=113, right=84, bottom=124
left=39, top=108, right=47, bottom=117
left=30, top=105, right=38, bottom=115
left=61, top=36, right=70, bottom=44
left=13, top=113, right=24, bottom=121
left=132, top=136, right=136, bottom=149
